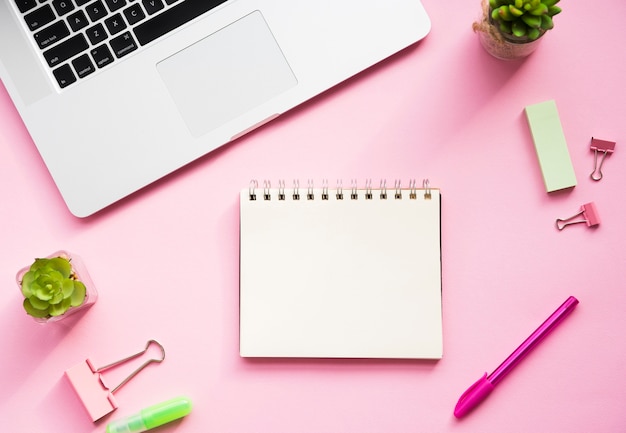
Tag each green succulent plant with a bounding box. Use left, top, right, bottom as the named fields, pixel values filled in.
left=489, top=0, right=562, bottom=41
left=20, top=256, right=86, bottom=318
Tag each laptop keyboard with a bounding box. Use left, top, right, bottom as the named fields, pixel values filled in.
left=14, top=0, right=228, bottom=89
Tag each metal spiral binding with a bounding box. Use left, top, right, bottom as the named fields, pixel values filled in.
left=365, top=179, right=373, bottom=200
left=423, top=179, right=432, bottom=200
left=409, top=179, right=417, bottom=199
left=307, top=179, right=315, bottom=200
left=336, top=180, right=343, bottom=200
left=249, top=180, right=258, bottom=200
left=278, top=180, right=286, bottom=200
left=394, top=179, right=402, bottom=199
left=322, top=179, right=329, bottom=200
left=263, top=180, right=271, bottom=200
left=380, top=179, right=387, bottom=199
left=248, top=179, right=433, bottom=201
left=350, top=179, right=358, bottom=200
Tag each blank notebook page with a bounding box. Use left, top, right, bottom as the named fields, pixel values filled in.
left=239, top=183, right=442, bottom=359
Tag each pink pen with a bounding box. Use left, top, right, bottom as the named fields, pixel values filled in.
left=454, top=296, right=579, bottom=418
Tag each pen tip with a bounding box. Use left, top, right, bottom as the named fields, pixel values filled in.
left=453, top=374, right=494, bottom=419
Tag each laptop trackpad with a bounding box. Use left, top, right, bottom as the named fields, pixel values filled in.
left=157, top=11, right=297, bottom=138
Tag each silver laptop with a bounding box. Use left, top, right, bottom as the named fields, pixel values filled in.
left=0, top=0, right=430, bottom=217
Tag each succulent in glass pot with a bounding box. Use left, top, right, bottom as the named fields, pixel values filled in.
left=17, top=251, right=97, bottom=322
left=473, top=0, right=562, bottom=60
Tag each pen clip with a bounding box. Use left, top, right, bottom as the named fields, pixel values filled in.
left=454, top=373, right=495, bottom=418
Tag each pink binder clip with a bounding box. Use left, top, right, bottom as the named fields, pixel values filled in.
left=590, top=137, right=616, bottom=181
left=65, top=340, right=165, bottom=422
left=556, top=202, right=600, bottom=231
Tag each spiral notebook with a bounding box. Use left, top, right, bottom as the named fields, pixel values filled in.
left=239, top=179, right=442, bottom=359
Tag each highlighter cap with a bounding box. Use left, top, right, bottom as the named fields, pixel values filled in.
left=142, top=396, right=193, bottom=429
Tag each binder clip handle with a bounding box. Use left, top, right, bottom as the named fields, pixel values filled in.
left=97, top=339, right=166, bottom=393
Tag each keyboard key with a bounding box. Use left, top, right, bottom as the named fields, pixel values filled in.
left=104, top=13, right=127, bottom=35
left=123, top=3, right=145, bottom=25
left=109, top=31, right=137, bottom=58
left=14, top=0, right=38, bottom=13
left=85, top=0, right=107, bottom=22
left=91, top=44, right=114, bottom=68
left=52, top=63, right=76, bottom=88
left=134, top=0, right=227, bottom=46
left=72, top=53, right=96, bottom=78
left=75, top=0, right=91, bottom=5
left=67, top=9, right=89, bottom=32
left=104, top=0, right=126, bottom=12
left=85, top=23, right=108, bottom=45
left=34, top=20, right=70, bottom=49
left=43, top=33, right=88, bottom=67
left=52, top=0, right=75, bottom=16
left=142, top=0, right=163, bottom=15
left=24, top=4, right=56, bottom=31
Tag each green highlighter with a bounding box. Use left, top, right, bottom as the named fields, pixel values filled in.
left=106, top=396, right=192, bottom=433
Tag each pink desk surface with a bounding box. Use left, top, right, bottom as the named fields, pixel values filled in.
left=1, top=1, right=625, bottom=432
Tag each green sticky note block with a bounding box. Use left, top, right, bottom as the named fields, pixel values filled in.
left=525, top=100, right=577, bottom=192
